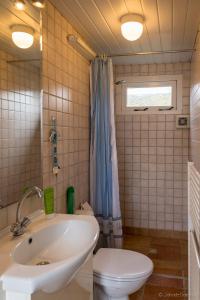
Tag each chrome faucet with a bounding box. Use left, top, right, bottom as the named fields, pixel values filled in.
left=10, top=186, right=43, bottom=237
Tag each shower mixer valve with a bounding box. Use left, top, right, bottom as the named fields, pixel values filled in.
left=49, top=117, right=60, bottom=175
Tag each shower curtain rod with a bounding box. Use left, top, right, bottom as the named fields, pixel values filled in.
left=67, top=34, right=194, bottom=60
left=104, top=48, right=194, bottom=58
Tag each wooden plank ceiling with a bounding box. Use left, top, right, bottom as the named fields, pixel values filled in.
left=50, top=0, right=200, bottom=64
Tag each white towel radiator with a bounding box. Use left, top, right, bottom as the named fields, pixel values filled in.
left=188, top=162, right=200, bottom=300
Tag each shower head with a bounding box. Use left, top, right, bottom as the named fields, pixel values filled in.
left=114, top=80, right=126, bottom=85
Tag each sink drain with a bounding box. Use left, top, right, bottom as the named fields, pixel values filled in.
left=36, top=261, right=50, bottom=266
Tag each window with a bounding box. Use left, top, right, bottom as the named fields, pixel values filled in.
left=127, top=86, right=172, bottom=108
left=116, top=75, right=182, bottom=114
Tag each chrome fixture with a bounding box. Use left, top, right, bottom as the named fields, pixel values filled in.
left=108, top=48, right=194, bottom=58
left=114, top=80, right=126, bottom=85
left=10, top=186, right=43, bottom=237
left=67, top=34, right=96, bottom=60
left=67, top=35, right=194, bottom=62
left=49, top=117, right=61, bottom=175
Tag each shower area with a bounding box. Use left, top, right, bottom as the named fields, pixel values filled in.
left=114, top=63, right=189, bottom=233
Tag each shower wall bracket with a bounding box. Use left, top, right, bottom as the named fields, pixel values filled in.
left=49, top=117, right=60, bottom=175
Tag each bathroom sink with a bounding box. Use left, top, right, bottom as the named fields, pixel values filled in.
left=13, top=220, right=94, bottom=265
left=0, top=213, right=99, bottom=294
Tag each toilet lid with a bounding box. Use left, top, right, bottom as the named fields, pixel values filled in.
left=93, top=248, right=153, bottom=281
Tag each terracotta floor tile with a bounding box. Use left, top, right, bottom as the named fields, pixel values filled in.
left=124, top=233, right=188, bottom=300
left=149, top=244, right=181, bottom=261
left=179, top=240, right=188, bottom=254
left=123, top=234, right=151, bottom=247
left=181, top=263, right=188, bottom=277
left=183, top=278, right=188, bottom=291
left=130, top=288, right=144, bottom=300
left=150, top=237, right=181, bottom=247
left=123, top=234, right=151, bottom=255
left=147, top=274, right=184, bottom=289
left=142, top=285, right=187, bottom=300
left=151, top=258, right=183, bottom=276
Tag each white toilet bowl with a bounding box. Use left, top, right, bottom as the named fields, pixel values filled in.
left=93, top=248, right=153, bottom=300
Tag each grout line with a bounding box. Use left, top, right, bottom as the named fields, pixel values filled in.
left=152, top=272, right=187, bottom=280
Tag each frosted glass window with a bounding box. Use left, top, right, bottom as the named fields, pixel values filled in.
left=127, top=86, right=172, bottom=107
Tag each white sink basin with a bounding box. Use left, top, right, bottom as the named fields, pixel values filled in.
left=0, top=213, right=99, bottom=294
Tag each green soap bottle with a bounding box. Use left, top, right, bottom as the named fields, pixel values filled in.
left=66, top=186, right=74, bottom=214
left=44, top=187, right=54, bottom=215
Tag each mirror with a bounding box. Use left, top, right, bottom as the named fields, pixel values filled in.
left=0, top=1, right=42, bottom=208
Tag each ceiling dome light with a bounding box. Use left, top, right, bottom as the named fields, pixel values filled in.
left=14, top=0, right=26, bottom=10
left=11, top=25, right=34, bottom=49
left=120, top=14, right=144, bottom=41
left=32, top=0, right=45, bottom=8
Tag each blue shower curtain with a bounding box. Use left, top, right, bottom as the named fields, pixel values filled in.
left=90, top=57, right=123, bottom=248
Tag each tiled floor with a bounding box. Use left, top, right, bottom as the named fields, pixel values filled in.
left=123, top=233, right=188, bottom=300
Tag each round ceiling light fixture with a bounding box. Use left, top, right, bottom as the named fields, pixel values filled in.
left=14, top=0, right=26, bottom=11
left=11, top=25, right=34, bottom=49
left=120, top=14, right=144, bottom=41
left=31, top=0, right=45, bottom=8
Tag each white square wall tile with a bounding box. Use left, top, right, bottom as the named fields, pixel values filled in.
left=115, top=62, right=190, bottom=232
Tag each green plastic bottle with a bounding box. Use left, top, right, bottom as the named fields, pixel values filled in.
left=44, top=187, right=54, bottom=215
left=66, top=186, right=74, bottom=214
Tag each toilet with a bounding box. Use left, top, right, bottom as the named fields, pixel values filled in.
left=76, top=205, right=153, bottom=299
left=93, top=248, right=153, bottom=300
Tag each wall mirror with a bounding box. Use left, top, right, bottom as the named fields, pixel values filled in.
left=0, top=1, right=42, bottom=208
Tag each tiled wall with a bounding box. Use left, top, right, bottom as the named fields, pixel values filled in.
left=41, top=1, right=90, bottom=213
left=115, top=63, right=190, bottom=231
left=190, top=31, right=200, bottom=173
left=0, top=1, right=90, bottom=230
left=0, top=49, right=41, bottom=229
